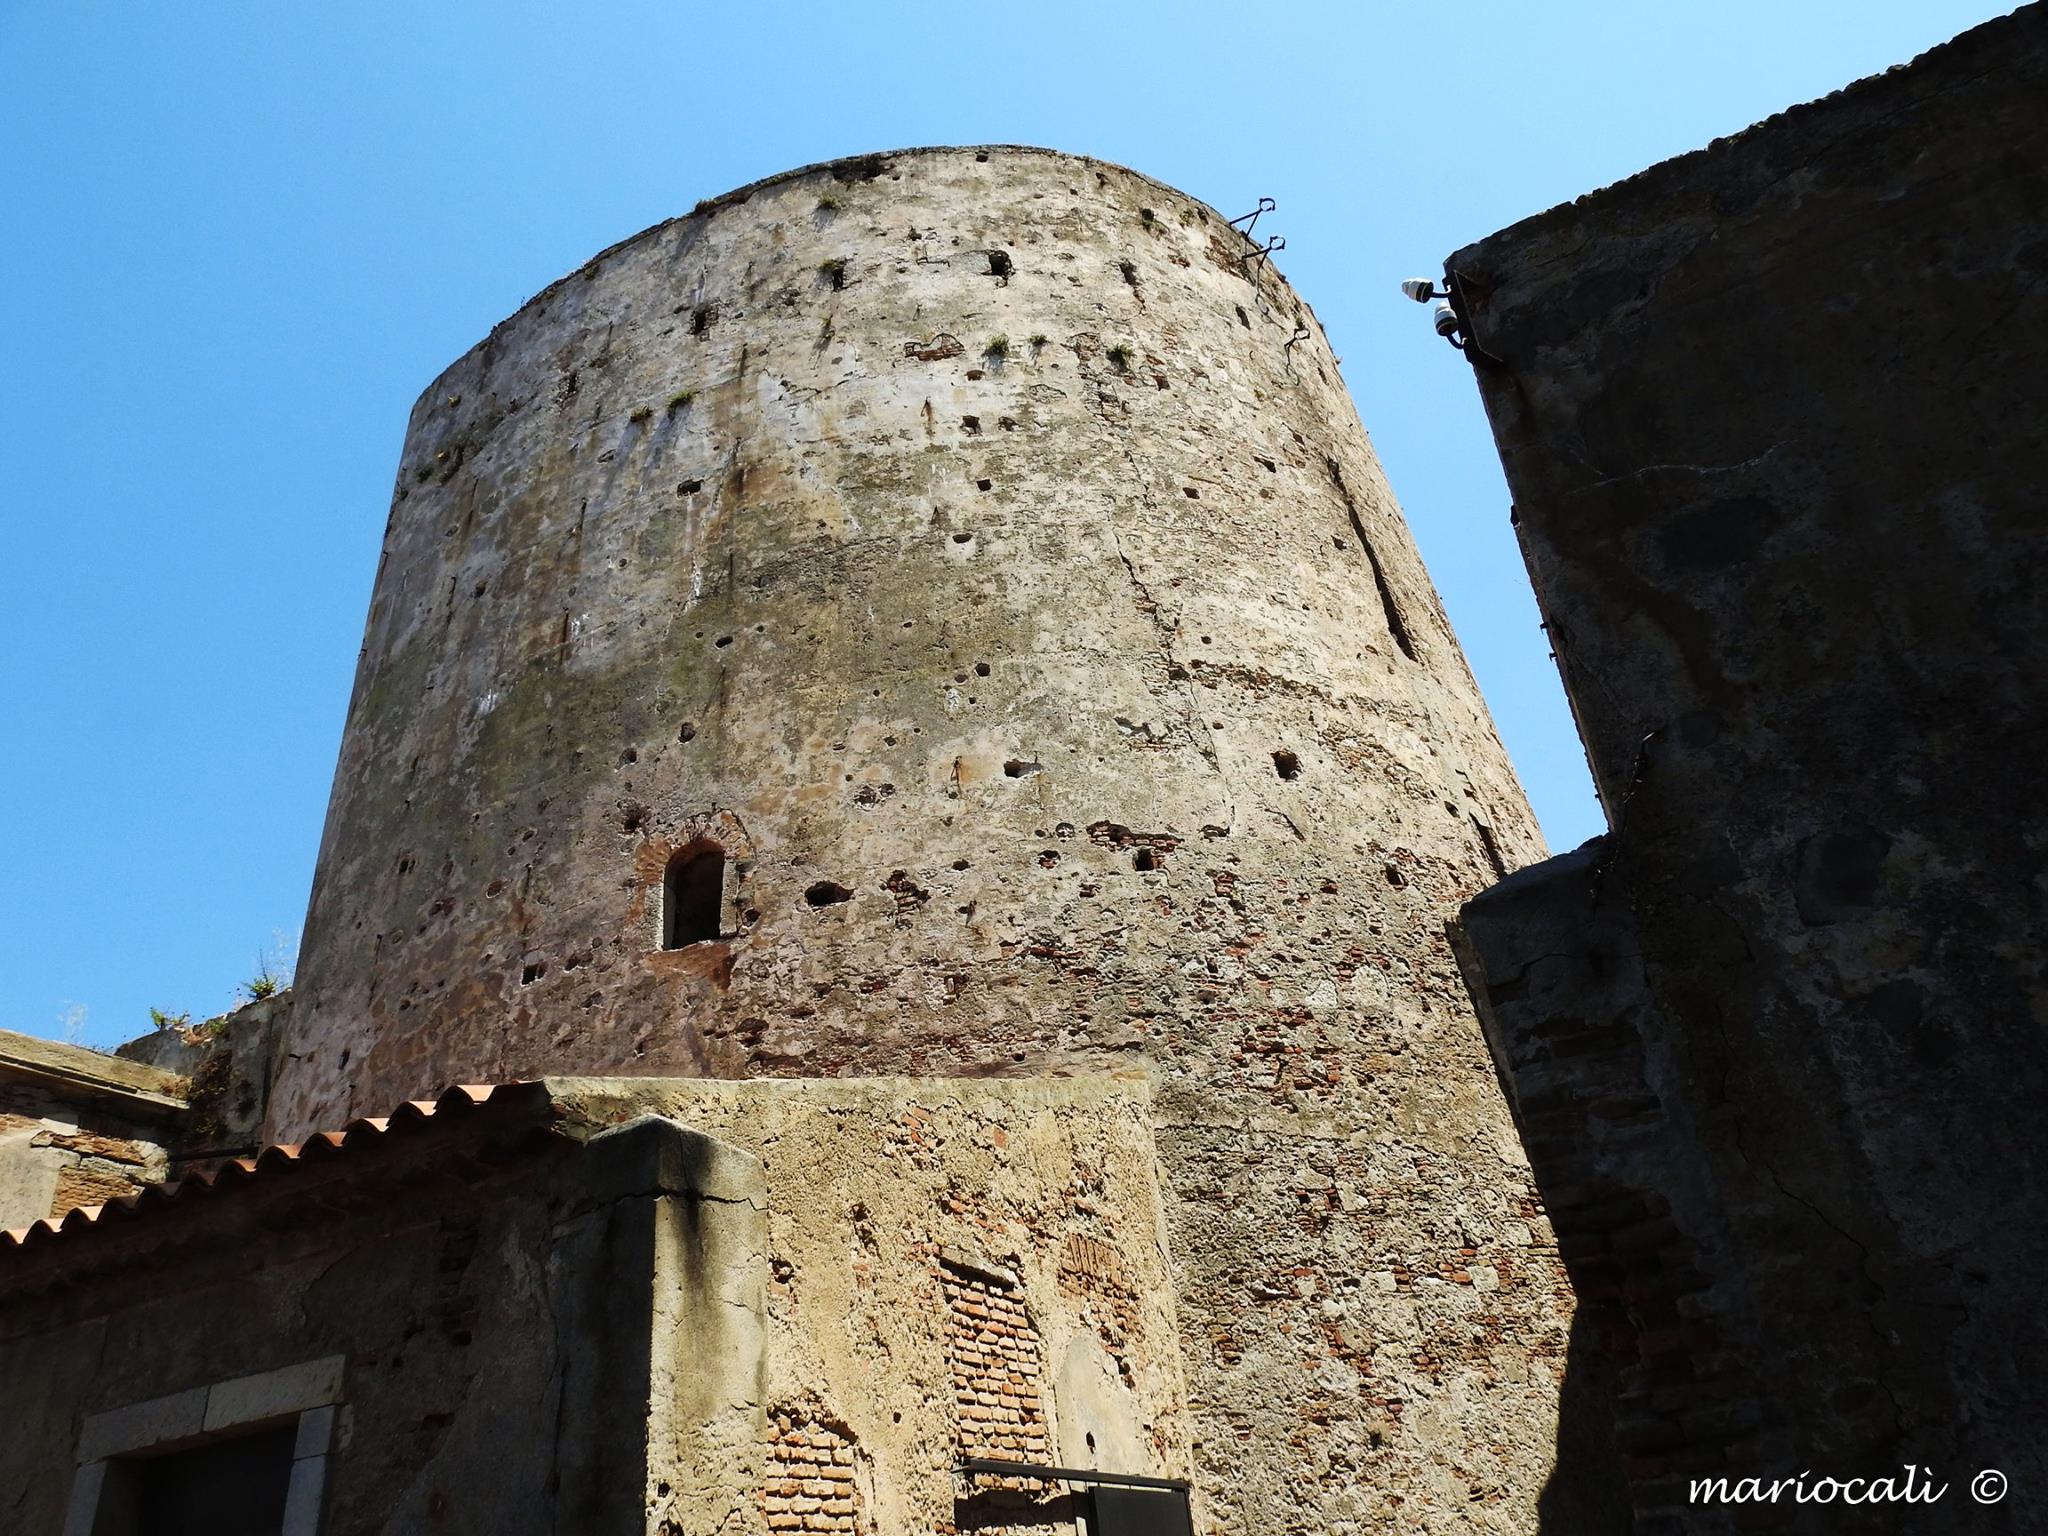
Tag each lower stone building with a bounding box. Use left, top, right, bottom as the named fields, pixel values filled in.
left=4, top=1075, right=1198, bottom=1535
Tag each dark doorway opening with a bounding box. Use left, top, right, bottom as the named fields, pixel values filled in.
left=135, top=1424, right=297, bottom=1536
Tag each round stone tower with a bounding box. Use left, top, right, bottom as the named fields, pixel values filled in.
left=279, top=147, right=1571, bottom=1531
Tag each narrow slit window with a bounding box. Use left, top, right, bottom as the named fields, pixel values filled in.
left=662, top=842, right=725, bottom=948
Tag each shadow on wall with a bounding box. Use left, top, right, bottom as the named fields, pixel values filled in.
left=1539, top=1304, right=1633, bottom=1534
left=1452, top=839, right=1695, bottom=1532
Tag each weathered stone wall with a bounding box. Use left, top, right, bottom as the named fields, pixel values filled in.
left=1449, top=8, right=2048, bottom=1529
left=117, top=991, right=292, bottom=1165
left=277, top=145, right=1574, bottom=1530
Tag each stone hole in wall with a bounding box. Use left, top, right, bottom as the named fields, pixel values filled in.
left=1272, top=749, right=1301, bottom=781
left=805, top=880, right=854, bottom=908
left=690, top=304, right=716, bottom=337
left=1471, top=817, right=1509, bottom=880
left=662, top=841, right=725, bottom=949
left=987, top=249, right=1013, bottom=282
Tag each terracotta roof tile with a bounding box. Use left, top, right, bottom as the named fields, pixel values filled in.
left=1, top=1081, right=550, bottom=1258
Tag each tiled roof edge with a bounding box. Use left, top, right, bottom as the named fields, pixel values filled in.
left=1, top=1080, right=554, bottom=1259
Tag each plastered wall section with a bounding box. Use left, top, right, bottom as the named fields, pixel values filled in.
left=0, top=1076, right=1188, bottom=1536
left=550, top=1075, right=1197, bottom=1536
left=0, top=1031, right=182, bottom=1229
left=0, top=1083, right=168, bottom=1230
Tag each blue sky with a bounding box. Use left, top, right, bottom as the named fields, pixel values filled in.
left=0, top=0, right=2009, bottom=1046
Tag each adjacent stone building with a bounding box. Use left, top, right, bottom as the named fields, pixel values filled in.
left=1448, top=6, right=2047, bottom=1530
left=2, top=1077, right=1193, bottom=1536
left=0, top=1031, right=183, bottom=1231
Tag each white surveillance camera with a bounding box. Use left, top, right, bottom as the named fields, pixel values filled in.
left=1400, top=278, right=1437, bottom=304
left=1432, top=302, right=1461, bottom=338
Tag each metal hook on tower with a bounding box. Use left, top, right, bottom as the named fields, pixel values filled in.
left=1228, top=197, right=1276, bottom=234
left=1241, top=234, right=1286, bottom=278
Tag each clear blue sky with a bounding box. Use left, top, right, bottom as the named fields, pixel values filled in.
left=0, top=0, right=2010, bottom=1046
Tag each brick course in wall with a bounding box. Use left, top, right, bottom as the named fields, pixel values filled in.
left=1056, top=1233, right=1141, bottom=1366
left=940, top=1259, right=1078, bottom=1536
left=762, top=1413, right=859, bottom=1535
left=0, top=1109, right=165, bottom=1226
left=941, top=1261, right=1048, bottom=1465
